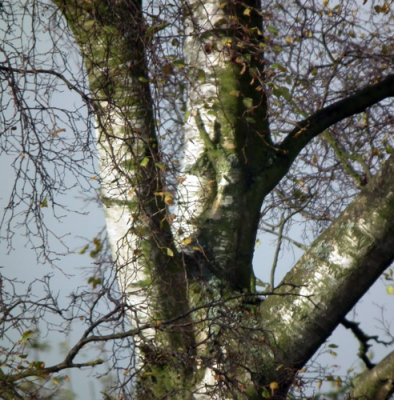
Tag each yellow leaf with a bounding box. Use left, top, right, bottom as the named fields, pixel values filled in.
left=182, top=237, right=192, bottom=245
left=166, top=247, right=174, bottom=257
left=243, top=8, right=251, bottom=16
left=269, top=381, right=279, bottom=396
left=386, top=285, right=394, bottom=295
left=285, top=36, right=294, bottom=44
left=164, top=195, right=173, bottom=205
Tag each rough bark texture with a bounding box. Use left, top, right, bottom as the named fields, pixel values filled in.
left=52, top=1, right=394, bottom=399
left=256, top=151, right=394, bottom=397
left=53, top=2, right=197, bottom=394
left=178, top=0, right=270, bottom=291
left=351, top=351, right=394, bottom=400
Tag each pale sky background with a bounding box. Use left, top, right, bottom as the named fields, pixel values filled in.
left=1, top=156, right=392, bottom=398
left=0, top=1, right=393, bottom=399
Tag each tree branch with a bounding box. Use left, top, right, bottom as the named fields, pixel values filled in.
left=351, top=350, right=394, bottom=400
left=257, top=151, right=394, bottom=395
left=280, top=74, right=394, bottom=162
left=342, top=318, right=376, bottom=369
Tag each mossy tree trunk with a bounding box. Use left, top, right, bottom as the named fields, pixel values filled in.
left=53, top=1, right=394, bottom=399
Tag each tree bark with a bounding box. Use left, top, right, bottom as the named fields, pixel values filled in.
left=351, top=351, right=394, bottom=400
left=52, top=1, right=394, bottom=399
left=53, top=3, right=197, bottom=395
left=256, top=152, right=394, bottom=397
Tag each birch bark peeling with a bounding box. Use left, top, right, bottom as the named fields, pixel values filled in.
left=50, top=2, right=394, bottom=399
left=179, top=0, right=270, bottom=290
left=53, top=0, right=194, bottom=353
left=257, top=152, right=394, bottom=394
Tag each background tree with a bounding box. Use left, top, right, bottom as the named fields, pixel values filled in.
left=0, top=0, right=393, bottom=399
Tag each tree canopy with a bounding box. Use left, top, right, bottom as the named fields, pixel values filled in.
left=0, top=0, right=393, bottom=399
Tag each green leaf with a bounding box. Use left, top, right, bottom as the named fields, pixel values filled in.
left=88, top=277, right=102, bottom=289
left=90, top=237, right=102, bottom=258
left=84, top=20, right=96, bottom=29
left=21, top=330, right=33, bottom=344
left=271, top=63, right=287, bottom=72
left=103, top=25, right=117, bottom=34
left=273, top=85, right=291, bottom=101
left=140, top=157, right=150, bottom=167
left=213, top=18, right=228, bottom=27
left=229, top=90, right=240, bottom=97
left=78, top=244, right=89, bottom=255
left=172, top=59, right=185, bottom=68
left=166, top=247, right=174, bottom=257
left=40, top=197, right=48, bottom=208
left=155, top=163, right=166, bottom=170
left=196, top=68, right=206, bottom=82
left=146, top=22, right=170, bottom=35
left=267, top=26, right=278, bottom=35
left=86, top=358, right=104, bottom=366
left=30, top=361, right=45, bottom=369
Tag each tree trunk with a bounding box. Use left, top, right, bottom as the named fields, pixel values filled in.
left=53, top=1, right=394, bottom=399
